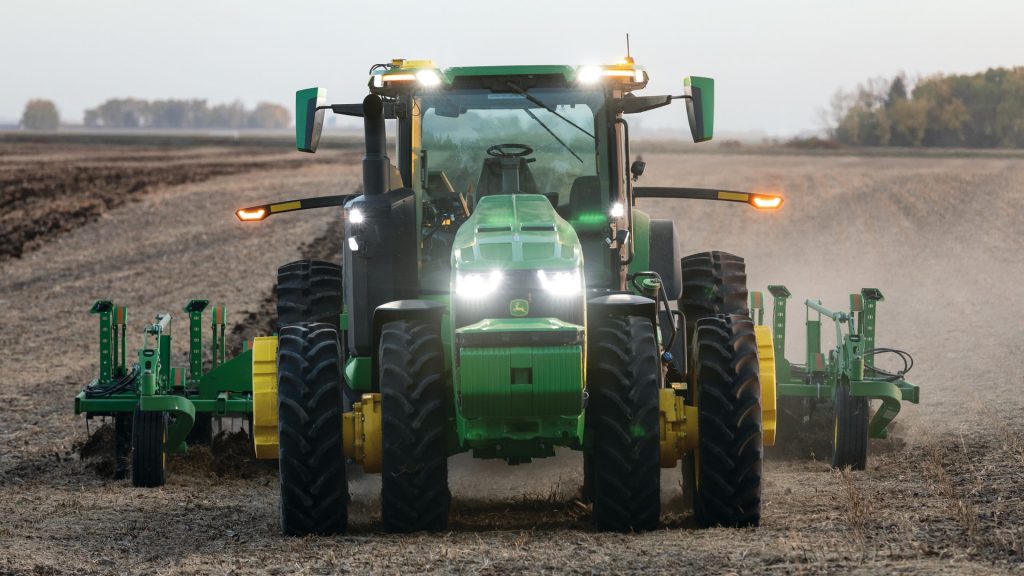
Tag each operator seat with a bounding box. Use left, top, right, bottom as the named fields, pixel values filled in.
left=473, top=157, right=540, bottom=207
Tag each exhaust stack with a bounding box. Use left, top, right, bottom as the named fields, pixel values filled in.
left=362, top=94, right=389, bottom=196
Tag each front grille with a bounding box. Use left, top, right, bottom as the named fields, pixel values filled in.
left=454, top=269, right=585, bottom=328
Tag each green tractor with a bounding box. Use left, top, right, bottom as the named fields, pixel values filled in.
left=236, top=57, right=787, bottom=534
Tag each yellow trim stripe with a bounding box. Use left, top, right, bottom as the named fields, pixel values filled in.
left=717, top=191, right=749, bottom=202
left=270, top=201, right=301, bottom=213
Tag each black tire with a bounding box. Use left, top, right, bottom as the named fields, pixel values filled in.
left=277, top=323, right=348, bottom=536
left=582, top=452, right=594, bottom=503
left=680, top=251, right=749, bottom=349
left=185, top=413, right=213, bottom=446
left=831, top=384, right=869, bottom=470
left=380, top=318, right=449, bottom=533
left=693, top=314, right=763, bottom=528
left=276, top=260, right=356, bottom=408
left=114, top=412, right=132, bottom=480
left=131, top=405, right=167, bottom=488
left=585, top=315, right=661, bottom=532
left=276, top=260, right=344, bottom=331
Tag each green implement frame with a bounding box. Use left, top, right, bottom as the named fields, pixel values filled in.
left=75, top=299, right=253, bottom=456
left=751, top=286, right=919, bottom=439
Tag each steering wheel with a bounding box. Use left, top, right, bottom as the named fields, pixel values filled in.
left=487, top=143, right=534, bottom=159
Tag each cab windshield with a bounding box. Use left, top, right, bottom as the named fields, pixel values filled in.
left=416, top=88, right=603, bottom=210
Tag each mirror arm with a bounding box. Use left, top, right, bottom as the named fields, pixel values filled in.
left=326, top=103, right=363, bottom=117
left=325, top=102, right=401, bottom=119
left=615, top=94, right=673, bottom=115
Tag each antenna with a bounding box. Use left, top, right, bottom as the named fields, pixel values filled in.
left=626, top=33, right=631, bottom=59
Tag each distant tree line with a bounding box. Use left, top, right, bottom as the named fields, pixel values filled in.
left=83, top=99, right=291, bottom=129
left=829, top=67, right=1024, bottom=148
left=20, top=99, right=61, bottom=130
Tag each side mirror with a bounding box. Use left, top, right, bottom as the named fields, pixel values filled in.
left=684, top=76, right=714, bottom=143
left=296, top=87, right=326, bottom=153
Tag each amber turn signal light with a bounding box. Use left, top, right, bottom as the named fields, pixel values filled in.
left=236, top=207, right=268, bottom=221
left=749, top=195, right=783, bottom=210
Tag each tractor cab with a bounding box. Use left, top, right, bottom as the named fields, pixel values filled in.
left=360, top=60, right=672, bottom=296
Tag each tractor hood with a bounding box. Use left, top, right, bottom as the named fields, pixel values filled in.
left=451, top=195, right=581, bottom=271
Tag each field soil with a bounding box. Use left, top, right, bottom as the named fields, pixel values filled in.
left=1, top=139, right=1022, bottom=574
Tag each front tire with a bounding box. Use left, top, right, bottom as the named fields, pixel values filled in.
left=277, top=323, right=348, bottom=536
left=380, top=318, right=449, bottom=533
left=585, top=314, right=661, bottom=532
left=692, top=314, right=763, bottom=528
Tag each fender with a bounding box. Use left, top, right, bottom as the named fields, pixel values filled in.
left=587, top=294, right=658, bottom=328
left=370, top=300, right=447, bottom=390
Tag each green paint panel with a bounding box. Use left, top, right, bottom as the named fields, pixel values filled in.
left=140, top=394, right=195, bottom=454
left=459, top=345, right=583, bottom=421
left=89, top=301, right=114, bottom=385
left=684, top=76, right=715, bottom=142
left=452, top=195, right=581, bottom=272
left=197, top=349, right=253, bottom=398
left=628, top=209, right=651, bottom=278
left=295, top=87, right=325, bottom=153
left=75, top=391, right=139, bottom=414
left=479, top=242, right=513, bottom=261
left=345, top=355, right=373, bottom=391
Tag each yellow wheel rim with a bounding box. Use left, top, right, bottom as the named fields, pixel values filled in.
left=754, top=325, right=777, bottom=447
left=252, top=336, right=280, bottom=459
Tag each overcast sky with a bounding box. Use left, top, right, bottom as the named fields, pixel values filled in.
left=2, top=0, right=1020, bottom=135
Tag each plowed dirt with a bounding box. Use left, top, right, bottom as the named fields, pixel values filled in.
left=1, top=138, right=1022, bottom=574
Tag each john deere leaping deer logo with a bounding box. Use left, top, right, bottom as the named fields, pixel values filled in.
left=509, top=299, right=529, bottom=317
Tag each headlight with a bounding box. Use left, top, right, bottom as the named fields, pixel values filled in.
left=577, top=66, right=602, bottom=84
left=456, top=270, right=504, bottom=299
left=537, top=269, right=582, bottom=296
left=416, top=69, right=442, bottom=87
left=348, top=208, right=365, bottom=224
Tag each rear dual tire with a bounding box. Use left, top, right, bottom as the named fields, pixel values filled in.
left=276, top=260, right=344, bottom=332
left=277, top=260, right=357, bottom=410
left=679, top=251, right=749, bottom=347
left=680, top=251, right=762, bottom=528
left=692, top=314, right=763, bottom=528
